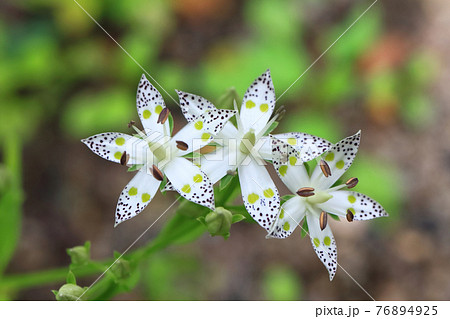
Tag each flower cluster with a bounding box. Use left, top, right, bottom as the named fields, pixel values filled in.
left=82, top=70, right=388, bottom=280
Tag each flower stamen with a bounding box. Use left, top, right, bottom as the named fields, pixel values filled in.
left=320, top=159, right=332, bottom=177
left=151, top=164, right=164, bottom=181
left=345, top=177, right=359, bottom=188
left=120, top=151, right=130, bottom=166
left=297, top=187, right=315, bottom=197
left=175, top=140, right=189, bottom=151
left=157, top=107, right=170, bottom=124
left=127, top=120, right=136, bottom=128
left=319, top=211, right=328, bottom=230
left=346, top=209, right=354, bottom=222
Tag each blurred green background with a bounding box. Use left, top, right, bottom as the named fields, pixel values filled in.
left=1, top=0, right=449, bottom=300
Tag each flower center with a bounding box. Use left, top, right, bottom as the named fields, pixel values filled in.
left=305, top=191, right=333, bottom=205
left=239, top=129, right=256, bottom=155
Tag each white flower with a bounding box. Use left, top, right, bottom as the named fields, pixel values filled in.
left=268, top=131, right=388, bottom=280
left=82, top=75, right=235, bottom=226
left=165, top=69, right=331, bottom=231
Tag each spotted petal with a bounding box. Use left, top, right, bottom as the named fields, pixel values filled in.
left=115, top=168, right=161, bottom=226
left=238, top=159, right=280, bottom=231
left=82, top=132, right=147, bottom=165
left=318, top=190, right=388, bottom=220
left=176, top=90, right=217, bottom=122
left=271, top=132, right=332, bottom=162
left=270, top=136, right=309, bottom=194
left=267, top=196, right=306, bottom=239
left=306, top=213, right=338, bottom=281
left=171, top=109, right=236, bottom=156
left=164, top=157, right=215, bottom=210
left=240, top=69, right=276, bottom=135
left=136, top=74, right=170, bottom=139
left=311, top=131, right=361, bottom=189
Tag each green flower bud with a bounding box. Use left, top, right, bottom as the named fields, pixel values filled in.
left=67, top=242, right=90, bottom=266
left=54, top=284, right=87, bottom=301
left=204, top=207, right=232, bottom=238
left=111, top=258, right=131, bottom=282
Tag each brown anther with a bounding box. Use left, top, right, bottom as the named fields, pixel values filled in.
left=176, top=140, right=189, bottom=151
left=345, top=177, right=359, bottom=189
left=151, top=164, right=164, bottom=181
left=157, top=107, right=170, bottom=124
left=320, top=159, right=332, bottom=177
left=296, top=187, right=315, bottom=197
left=127, top=120, right=135, bottom=128
left=319, top=211, right=328, bottom=231
left=120, top=151, right=130, bottom=166
left=346, top=209, right=354, bottom=222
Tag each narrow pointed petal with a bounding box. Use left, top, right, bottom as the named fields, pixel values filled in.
left=317, top=190, right=388, bottom=220
left=199, top=145, right=240, bottom=184
left=272, top=132, right=332, bottom=162
left=171, top=109, right=236, bottom=156
left=136, top=75, right=170, bottom=139
left=311, top=131, right=361, bottom=189
left=82, top=132, right=147, bottom=165
left=267, top=196, right=306, bottom=239
left=240, top=69, right=276, bottom=135
left=164, top=157, right=215, bottom=210
left=176, top=90, right=217, bottom=122
left=271, top=136, right=309, bottom=194
left=115, top=169, right=161, bottom=226
left=238, top=159, right=280, bottom=231
left=306, top=213, right=338, bottom=281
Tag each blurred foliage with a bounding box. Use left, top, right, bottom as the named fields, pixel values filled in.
left=0, top=0, right=437, bottom=300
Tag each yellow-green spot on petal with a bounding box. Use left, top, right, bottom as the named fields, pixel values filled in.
left=348, top=207, right=356, bottom=215
left=348, top=195, right=356, bottom=204
left=155, top=105, right=163, bottom=114
left=324, top=236, right=331, bottom=246
left=289, top=156, right=297, bottom=166
left=248, top=193, right=259, bottom=204
left=246, top=100, right=255, bottom=109
left=283, top=222, right=290, bottom=231
left=114, top=152, right=122, bottom=160
left=260, top=103, right=269, bottom=112
left=263, top=188, right=274, bottom=198
left=128, top=187, right=138, bottom=196
left=193, top=174, right=203, bottom=183
left=336, top=160, right=345, bottom=169
left=287, top=138, right=296, bottom=145
left=143, top=109, right=151, bottom=119
left=279, top=209, right=285, bottom=219
left=279, top=165, right=288, bottom=176
left=181, top=184, right=191, bottom=193
left=313, top=238, right=320, bottom=247
left=325, top=152, right=335, bottom=162
left=141, top=193, right=151, bottom=203
left=201, top=133, right=211, bottom=142
left=194, top=121, right=203, bottom=130
left=115, top=137, right=125, bottom=146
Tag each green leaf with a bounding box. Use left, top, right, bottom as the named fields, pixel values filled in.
left=219, top=174, right=235, bottom=191
left=231, top=214, right=246, bottom=224
left=329, top=213, right=340, bottom=221
left=300, top=218, right=308, bottom=238
left=128, top=164, right=144, bottom=172
left=66, top=271, right=76, bottom=285
left=168, top=113, right=174, bottom=135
